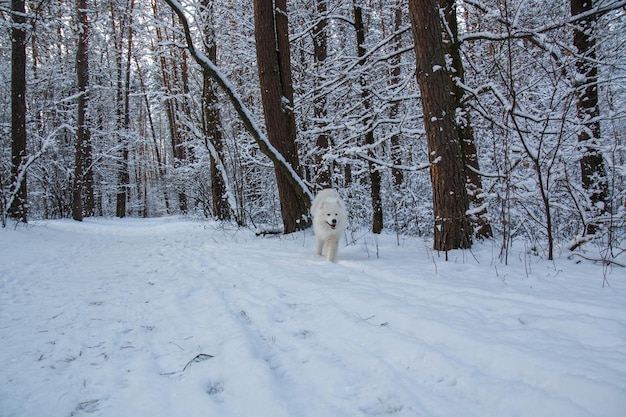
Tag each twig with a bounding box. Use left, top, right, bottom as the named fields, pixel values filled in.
left=567, top=252, right=625, bottom=267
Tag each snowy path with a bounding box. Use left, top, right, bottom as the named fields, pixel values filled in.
left=1, top=218, right=625, bottom=417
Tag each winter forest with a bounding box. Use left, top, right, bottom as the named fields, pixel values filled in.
left=2, top=0, right=625, bottom=260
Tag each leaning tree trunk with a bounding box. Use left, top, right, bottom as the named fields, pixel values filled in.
left=9, top=0, right=28, bottom=223
left=409, top=0, right=472, bottom=251
left=571, top=0, right=608, bottom=235
left=254, top=0, right=310, bottom=233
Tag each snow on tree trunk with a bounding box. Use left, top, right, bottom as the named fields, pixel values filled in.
left=254, top=0, right=310, bottom=233
left=571, top=0, right=608, bottom=234
left=409, top=0, right=472, bottom=251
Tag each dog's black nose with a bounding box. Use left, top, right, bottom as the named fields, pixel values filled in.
left=331, top=219, right=337, bottom=224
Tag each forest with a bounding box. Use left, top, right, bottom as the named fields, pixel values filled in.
left=2, top=0, right=625, bottom=261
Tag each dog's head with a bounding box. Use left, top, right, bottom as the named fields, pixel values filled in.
left=320, top=198, right=343, bottom=230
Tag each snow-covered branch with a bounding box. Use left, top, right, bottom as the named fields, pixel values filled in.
left=2, top=124, right=70, bottom=226
left=162, top=0, right=313, bottom=205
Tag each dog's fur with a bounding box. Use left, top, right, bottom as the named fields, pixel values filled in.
left=310, top=189, right=347, bottom=262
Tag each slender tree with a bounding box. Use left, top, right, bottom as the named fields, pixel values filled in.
left=111, top=0, right=135, bottom=217
left=571, top=0, right=608, bottom=234
left=200, top=0, right=231, bottom=220
left=254, top=0, right=310, bottom=233
left=72, top=0, right=93, bottom=221
left=354, top=1, right=383, bottom=234
left=134, top=56, right=171, bottom=213
left=409, top=0, right=472, bottom=251
left=313, top=0, right=332, bottom=189
left=388, top=1, right=405, bottom=187
left=9, top=0, right=28, bottom=223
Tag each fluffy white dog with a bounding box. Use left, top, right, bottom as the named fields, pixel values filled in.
left=310, top=189, right=347, bottom=262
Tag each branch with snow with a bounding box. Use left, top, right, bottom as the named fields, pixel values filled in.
left=2, top=124, right=70, bottom=226
left=162, top=0, right=312, bottom=206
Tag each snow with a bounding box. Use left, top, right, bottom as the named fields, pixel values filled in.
left=1, top=217, right=625, bottom=417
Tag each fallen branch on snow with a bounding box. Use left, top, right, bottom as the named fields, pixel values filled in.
left=567, top=252, right=625, bottom=268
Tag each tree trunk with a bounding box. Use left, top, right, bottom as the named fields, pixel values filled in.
left=438, top=0, right=492, bottom=239
left=571, top=0, right=608, bottom=234
left=313, top=0, right=332, bottom=189
left=155, top=5, right=190, bottom=215
left=111, top=0, right=135, bottom=218
left=9, top=0, right=28, bottom=223
left=254, top=0, right=309, bottom=233
left=354, top=2, right=383, bottom=234
left=73, top=0, right=93, bottom=221
left=201, top=0, right=231, bottom=221
left=409, top=0, right=472, bottom=251
left=389, top=2, right=404, bottom=187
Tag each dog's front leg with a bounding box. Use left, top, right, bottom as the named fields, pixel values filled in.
left=326, top=238, right=338, bottom=262
left=316, top=237, right=325, bottom=256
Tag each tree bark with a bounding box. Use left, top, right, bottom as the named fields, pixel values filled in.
left=73, top=0, right=93, bottom=221
left=438, top=0, right=492, bottom=239
left=354, top=2, right=383, bottom=234
left=201, top=0, right=231, bottom=221
left=571, top=0, right=608, bottom=234
left=313, top=0, right=332, bottom=189
left=111, top=0, right=135, bottom=218
left=389, top=2, right=404, bottom=187
left=9, top=0, right=28, bottom=223
left=254, top=0, right=310, bottom=233
left=409, top=0, right=472, bottom=251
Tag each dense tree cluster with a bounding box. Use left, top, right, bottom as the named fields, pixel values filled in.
left=1, top=0, right=625, bottom=259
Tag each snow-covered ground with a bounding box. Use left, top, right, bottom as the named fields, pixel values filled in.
left=1, top=217, right=625, bottom=417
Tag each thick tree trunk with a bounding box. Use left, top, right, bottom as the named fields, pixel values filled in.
left=354, top=2, right=383, bottom=234
left=254, top=0, right=309, bottom=233
left=409, top=0, right=472, bottom=251
left=571, top=0, right=608, bottom=234
left=438, top=0, right=492, bottom=239
left=9, top=0, right=28, bottom=223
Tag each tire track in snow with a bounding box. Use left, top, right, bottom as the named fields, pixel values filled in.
left=202, top=239, right=625, bottom=417
left=203, top=247, right=435, bottom=416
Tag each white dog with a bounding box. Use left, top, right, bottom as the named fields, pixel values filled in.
left=310, top=189, right=347, bottom=262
